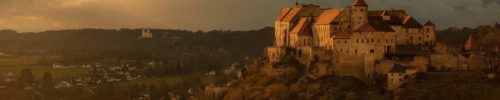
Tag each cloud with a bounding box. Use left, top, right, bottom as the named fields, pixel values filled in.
left=0, top=15, right=64, bottom=31
left=59, top=0, right=91, bottom=8
left=0, top=0, right=498, bottom=32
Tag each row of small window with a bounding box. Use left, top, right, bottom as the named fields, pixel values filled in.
left=298, top=40, right=311, bottom=46
left=337, top=39, right=394, bottom=44
left=317, top=26, right=344, bottom=31
left=409, top=35, right=432, bottom=40
left=277, top=23, right=288, bottom=27
left=338, top=49, right=375, bottom=54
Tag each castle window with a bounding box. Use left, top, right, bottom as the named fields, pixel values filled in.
left=371, top=39, right=374, bottom=43
left=370, top=49, right=375, bottom=53
left=344, top=40, right=347, bottom=43
left=418, top=37, right=422, bottom=40
left=361, top=39, right=364, bottom=43
left=361, top=9, right=364, bottom=11
left=355, top=49, right=358, bottom=54
left=356, top=39, right=359, bottom=43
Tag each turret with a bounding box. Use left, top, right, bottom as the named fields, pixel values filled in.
left=295, top=0, right=300, bottom=7
left=424, top=21, right=435, bottom=32
left=351, top=0, right=369, bottom=30
left=424, top=21, right=436, bottom=45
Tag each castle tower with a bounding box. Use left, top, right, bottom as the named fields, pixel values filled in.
left=424, top=21, right=436, bottom=45
left=464, top=34, right=476, bottom=51
left=351, top=0, right=369, bottom=30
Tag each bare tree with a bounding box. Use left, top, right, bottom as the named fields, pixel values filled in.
left=484, top=46, right=500, bottom=72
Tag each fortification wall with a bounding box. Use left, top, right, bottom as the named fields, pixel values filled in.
left=375, top=60, right=396, bottom=74
left=333, top=54, right=366, bottom=79
left=398, top=56, right=429, bottom=72
left=430, top=54, right=475, bottom=71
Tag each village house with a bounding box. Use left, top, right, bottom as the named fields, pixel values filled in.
left=55, top=81, right=72, bottom=89
left=2, top=72, right=16, bottom=83
left=387, top=64, right=417, bottom=91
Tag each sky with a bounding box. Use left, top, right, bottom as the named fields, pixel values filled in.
left=0, top=0, right=499, bottom=32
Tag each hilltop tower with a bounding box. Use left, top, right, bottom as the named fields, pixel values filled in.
left=351, top=0, right=369, bottom=30
left=140, top=28, right=153, bottom=39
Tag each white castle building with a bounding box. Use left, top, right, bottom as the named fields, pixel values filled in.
left=140, top=28, right=153, bottom=39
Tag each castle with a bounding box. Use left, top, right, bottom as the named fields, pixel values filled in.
left=266, top=0, right=436, bottom=80
left=140, top=28, right=153, bottom=39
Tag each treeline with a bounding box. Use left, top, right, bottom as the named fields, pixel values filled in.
left=436, top=22, right=500, bottom=47
left=0, top=27, right=274, bottom=72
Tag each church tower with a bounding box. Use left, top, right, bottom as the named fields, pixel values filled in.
left=351, top=0, right=369, bottom=30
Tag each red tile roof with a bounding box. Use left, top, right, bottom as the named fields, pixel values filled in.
left=354, top=19, right=395, bottom=32
left=275, top=8, right=292, bottom=21
left=402, top=16, right=423, bottom=28
left=369, top=10, right=408, bottom=17
left=281, top=8, right=302, bottom=22
left=290, top=17, right=314, bottom=36
left=464, top=34, right=475, bottom=51
left=333, top=32, right=351, bottom=39
left=314, top=9, right=342, bottom=25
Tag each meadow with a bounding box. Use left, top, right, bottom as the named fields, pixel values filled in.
left=0, top=56, right=87, bottom=80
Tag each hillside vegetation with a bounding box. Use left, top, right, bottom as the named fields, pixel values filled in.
left=0, top=27, right=274, bottom=72
left=436, top=23, right=500, bottom=47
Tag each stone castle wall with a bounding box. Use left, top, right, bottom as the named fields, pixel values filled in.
left=333, top=53, right=367, bottom=79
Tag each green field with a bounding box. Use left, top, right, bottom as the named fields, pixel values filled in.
left=0, top=55, right=220, bottom=90
left=0, top=56, right=87, bottom=80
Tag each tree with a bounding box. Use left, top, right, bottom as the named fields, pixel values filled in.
left=41, top=72, right=56, bottom=100
left=42, top=72, right=54, bottom=87
left=484, top=46, right=500, bottom=72
left=18, top=68, right=34, bottom=86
